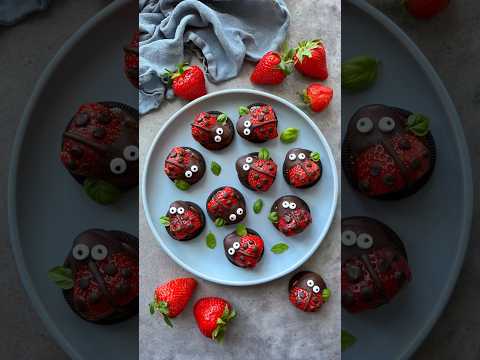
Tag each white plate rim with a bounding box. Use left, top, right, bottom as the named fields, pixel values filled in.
left=348, top=1, right=473, bottom=359
left=142, top=88, right=339, bottom=286
left=7, top=1, right=130, bottom=360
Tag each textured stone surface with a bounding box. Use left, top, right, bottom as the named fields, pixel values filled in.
left=139, top=1, right=341, bottom=359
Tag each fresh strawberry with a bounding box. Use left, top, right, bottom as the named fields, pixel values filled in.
left=224, top=226, right=264, bottom=268
left=405, top=0, right=449, bottom=19
left=123, top=31, right=139, bottom=88
left=250, top=47, right=294, bottom=85
left=294, top=40, right=328, bottom=80
left=301, top=83, right=333, bottom=112
left=165, top=63, right=207, bottom=101
left=149, top=278, right=197, bottom=327
left=236, top=150, right=277, bottom=192
left=193, top=297, right=236, bottom=341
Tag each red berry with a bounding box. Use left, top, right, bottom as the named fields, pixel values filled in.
left=294, top=40, right=328, bottom=80
left=250, top=49, right=294, bottom=85
left=193, top=297, right=236, bottom=341
left=169, top=64, right=207, bottom=101
left=301, top=83, right=333, bottom=112
left=123, top=31, right=139, bottom=88
left=405, top=0, right=449, bottom=19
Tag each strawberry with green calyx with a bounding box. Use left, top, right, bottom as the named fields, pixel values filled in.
left=235, top=149, right=277, bottom=192
left=193, top=297, right=236, bottom=341
left=294, top=40, right=328, bottom=80
left=150, top=278, right=197, bottom=327
left=224, top=224, right=265, bottom=268
left=250, top=44, right=295, bottom=85
left=164, top=63, right=207, bottom=101
left=300, top=83, right=333, bottom=112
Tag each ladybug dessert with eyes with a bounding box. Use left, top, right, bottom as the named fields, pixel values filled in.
left=269, top=195, right=312, bottom=236
left=288, top=271, right=331, bottom=312
left=283, top=148, right=322, bottom=188
left=235, top=148, right=277, bottom=192
left=48, top=229, right=139, bottom=324
left=164, top=146, right=206, bottom=190
left=206, top=186, right=246, bottom=226
left=160, top=201, right=205, bottom=241
left=123, top=31, right=139, bottom=88
left=342, top=104, right=436, bottom=199
left=236, top=103, right=278, bottom=143
left=60, top=102, right=139, bottom=205
left=224, top=225, right=264, bottom=268
left=191, top=111, right=234, bottom=150
left=342, top=216, right=412, bottom=313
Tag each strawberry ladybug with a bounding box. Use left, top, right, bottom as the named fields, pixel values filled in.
left=236, top=103, right=278, bottom=143
left=224, top=225, right=264, bottom=268
left=269, top=195, right=312, bottom=236
left=164, top=146, right=206, bottom=190
left=288, top=271, right=331, bottom=312
left=342, top=104, right=436, bottom=199
left=48, top=229, right=139, bottom=324
left=283, top=148, right=322, bottom=188
left=60, top=102, right=139, bottom=205
left=123, top=31, right=139, bottom=88
left=342, top=217, right=412, bottom=313
left=191, top=111, right=234, bottom=150
left=206, top=186, right=247, bottom=226
left=235, top=148, right=277, bottom=192
left=160, top=201, right=205, bottom=241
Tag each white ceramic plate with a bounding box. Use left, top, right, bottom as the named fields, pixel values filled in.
left=142, top=89, right=338, bottom=286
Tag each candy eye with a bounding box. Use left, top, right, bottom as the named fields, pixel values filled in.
left=243, top=128, right=251, bottom=136
left=378, top=117, right=396, bottom=132
left=306, top=279, right=314, bottom=287
left=185, top=170, right=193, bottom=178
left=229, top=214, right=237, bottom=221
left=91, top=244, right=108, bottom=261
left=214, top=135, right=222, bottom=143
left=298, top=153, right=306, bottom=160
left=242, top=164, right=250, bottom=171
left=233, top=242, right=240, bottom=250
left=288, top=153, right=297, bottom=161
left=236, top=208, right=244, bottom=215
left=356, top=117, right=373, bottom=133
left=110, top=158, right=127, bottom=174
left=177, top=207, right=185, bottom=215
left=289, top=202, right=297, bottom=210
left=245, top=157, right=253, bottom=164
left=169, top=207, right=177, bottom=214
left=313, top=285, right=320, bottom=294
left=191, top=165, right=199, bottom=173
left=123, top=145, right=139, bottom=161
left=216, top=128, right=224, bottom=135
left=357, top=233, right=374, bottom=249
left=341, top=230, right=357, bottom=246
left=282, top=201, right=290, bottom=208
left=228, top=247, right=235, bottom=255
left=72, top=244, right=89, bottom=260
left=244, top=120, right=251, bottom=128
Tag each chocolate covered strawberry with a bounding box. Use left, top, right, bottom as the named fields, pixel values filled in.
left=149, top=278, right=197, bottom=327
left=48, top=229, right=139, bottom=324
left=123, top=31, right=139, bottom=88
left=60, top=102, right=139, bottom=205
left=164, top=146, right=206, bottom=190
left=206, top=186, right=246, bottom=226
left=342, top=217, right=412, bottom=313
left=224, top=225, right=264, bottom=268
left=269, top=195, right=312, bottom=236
left=288, top=271, right=331, bottom=312
left=160, top=201, right=205, bottom=241
left=194, top=297, right=236, bottom=341
left=342, top=104, right=435, bottom=199
left=236, top=148, right=277, bottom=192
left=294, top=40, right=328, bottom=80
left=236, top=103, right=278, bottom=143
left=283, top=148, right=322, bottom=188
left=191, top=111, right=234, bottom=150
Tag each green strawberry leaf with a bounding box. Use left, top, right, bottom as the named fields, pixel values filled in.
left=211, top=161, right=222, bottom=176
left=238, top=106, right=250, bottom=116
left=268, top=211, right=279, bottom=224
left=322, top=288, right=331, bottom=301
left=341, top=55, right=379, bottom=92
left=280, top=128, right=299, bottom=143
left=236, top=224, right=247, bottom=237
left=341, top=330, right=357, bottom=351
left=175, top=179, right=190, bottom=191
left=149, top=302, right=155, bottom=315
left=206, top=232, right=216, bottom=249
left=48, top=266, right=74, bottom=290
left=216, top=113, right=228, bottom=124
left=160, top=216, right=170, bottom=226
left=149, top=300, right=173, bottom=327
left=258, top=147, right=270, bottom=160
left=253, top=199, right=264, bottom=214
left=162, top=314, right=173, bottom=328
left=83, top=178, right=122, bottom=205
left=215, top=218, right=225, bottom=227
left=310, top=151, right=321, bottom=162
left=407, top=113, right=430, bottom=136
left=271, top=242, right=289, bottom=254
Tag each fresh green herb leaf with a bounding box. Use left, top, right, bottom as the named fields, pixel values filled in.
left=322, top=288, right=331, bottom=301
left=236, top=224, right=247, bottom=237
left=216, top=113, right=228, bottom=124
left=215, top=218, right=225, bottom=227
left=258, top=148, right=270, bottom=160
left=149, top=302, right=155, bottom=315
left=160, top=216, right=170, bottom=226
left=341, top=56, right=379, bottom=91
left=211, top=161, right=222, bottom=176
left=162, top=314, right=173, bottom=328
left=341, top=330, right=357, bottom=351
left=280, top=128, right=299, bottom=143
left=175, top=179, right=190, bottom=191
left=238, top=106, right=250, bottom=116
left=253, top=199, right=264, bottom=214
left=83, top=178, right=122, bottom=205
left=407, top=113, right=430, bottom=136
left=268, top=211, right=279, bottom=224
left=48, top=266, right=74, bottom=290
left=310, top=151, right=321, bottom=162
left=271, top=242, right=289, bottom=254
left=206, top=232, right=217, bottom=249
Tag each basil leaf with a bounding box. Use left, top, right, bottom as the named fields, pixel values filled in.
left=83, top=178, right=122, bottom=205
left=236, top=224, right=247, bottom=237
left=211, top=161, right=222, bottom=176
left=310, top=151, right=321, bottom=162
left=268, top=211, right=279, bottom=223
left=48, top=266, right=74, bottom=290
left=253, top=199, right=264, bottom=214
left=271, top=242, right=289, bottom=254
left=206, top=232, right=216, bottom=249
left=238, top=106, right=250, bottom=116
left=258, top=148, right=270, bottom=160
left=175, top=179, right=190, bottom=191
left=160, top=216, right=170, bottom=226
left=341, top=330, right=357, bottom=351
left=215, top=218, right=225, bottom=227
left=280, top=128, right=299, bottom=144
left=407, top=113, right=430, bottom=136
left=322, top=288, right=331, bottom=301
left=216, top=113, right=228, bottom=124
left=342, top=56, right=379, bottom=91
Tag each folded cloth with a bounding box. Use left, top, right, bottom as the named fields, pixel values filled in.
left=139, top=0, right=290, bottom=114
left=0, top=0, right=50, bottom=26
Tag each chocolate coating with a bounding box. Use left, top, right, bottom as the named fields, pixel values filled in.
left=288, top=271, right=328, bottom=312
left=191, top=111, right=235, bottom=150
left=206, top=186, right=247, bottom=225
left=224, top=228, right=264, bottom=268
left=283, top=148, right=322, bottom=188
left=235, top=152, right=277, bottom=192
left=271, top=195, right=312, bottom=236
left=164, top=146, right=206, bottom=186
left=164, top=201, right=205, bottom=241
left=236, top=103, right=278, bottom=143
